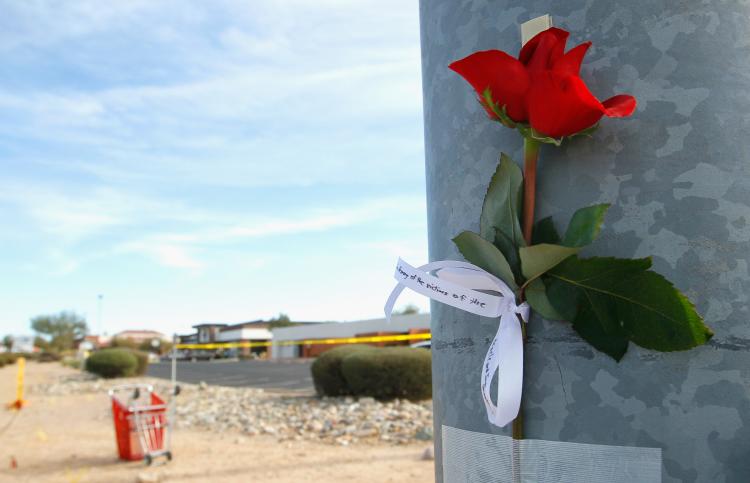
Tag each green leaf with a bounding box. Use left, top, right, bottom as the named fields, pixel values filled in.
left=532, top=217, right=561, bottom=245
left=453, top=231, right=518, bottom=290
left=619, top=270, right=714, bottom=351
left=479, top=153, right=524, bottom=249
left=494, top=228, right=522, bottom=284
left=525, top=278, right=564, bottom=320
left=571, top=300, right=630, bottom=361
left=546, top=256, right=713, bottom=361
left=519, top=243, right=578, bottom=282
left=563, top=204, right=611, bottom=247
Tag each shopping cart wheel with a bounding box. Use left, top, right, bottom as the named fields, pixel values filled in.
left=166, top=451, right=173, bottom=461
left=144, top=455, right=153, bottom=466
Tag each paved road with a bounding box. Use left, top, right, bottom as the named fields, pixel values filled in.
left=147, top=359, right=314, bottom=392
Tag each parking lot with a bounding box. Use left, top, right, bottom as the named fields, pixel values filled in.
left=147, top=359, right=315, bottom=392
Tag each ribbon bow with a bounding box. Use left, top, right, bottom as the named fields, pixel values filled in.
left=385, top=258, right=529, bottom=428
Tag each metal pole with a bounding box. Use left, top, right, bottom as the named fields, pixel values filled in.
left=97, top=294, right=104, bottom=336
left=419, top=1, right=750, bottom=481
left=167, top=333, right=177, bottom=453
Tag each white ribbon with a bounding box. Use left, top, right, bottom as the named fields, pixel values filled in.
left=385, top=258, right=529, bottom=428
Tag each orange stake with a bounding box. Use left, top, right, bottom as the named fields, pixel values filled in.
left=7, top=357, right=26, bottom=410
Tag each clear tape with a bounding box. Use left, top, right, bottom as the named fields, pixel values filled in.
left=442, top=425, right=661, bottom=483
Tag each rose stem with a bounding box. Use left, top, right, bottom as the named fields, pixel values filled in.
left=522, top=137, right=540, bottom=245
left=512, top=136, right=540, bottom=443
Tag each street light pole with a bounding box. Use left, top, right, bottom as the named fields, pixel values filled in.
left=97, top=294, right=104, bottom=336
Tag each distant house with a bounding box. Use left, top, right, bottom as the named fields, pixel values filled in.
left=112, top=330, right=170, bottom=344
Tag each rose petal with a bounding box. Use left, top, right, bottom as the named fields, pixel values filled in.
left=553, top=42, right=591, bottom=76
left=528, top=72, right=606, bottom=138
left=602, top=95, right=637, bottom=117
left=519, top=27, right=569, bottom=71
left=449, top=50, right=530, bottom=121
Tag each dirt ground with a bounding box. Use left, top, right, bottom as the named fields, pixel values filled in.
left=0, top=362, right=435, bottom=483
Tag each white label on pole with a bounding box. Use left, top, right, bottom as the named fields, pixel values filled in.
left=521, top=14, right=553, bottom=46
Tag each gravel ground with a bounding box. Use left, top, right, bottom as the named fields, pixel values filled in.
left=31, top=370, right=435, bottom=446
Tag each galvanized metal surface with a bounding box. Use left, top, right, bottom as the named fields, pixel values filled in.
left=420, top=1, right=750, bottom=481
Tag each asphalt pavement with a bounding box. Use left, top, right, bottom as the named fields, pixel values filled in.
left=146, top=359, right=314, bottom=392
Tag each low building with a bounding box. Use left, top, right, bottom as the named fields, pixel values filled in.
left=217, top=321, right=273, bottom=356
left=180, top=321, right=274, bottom=358
left=176, top=333, right=197, bottom=344
left=270, top=313, right=431, bottom=359
left=112, top=330, right=170, bottom=344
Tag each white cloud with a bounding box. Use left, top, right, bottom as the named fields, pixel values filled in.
left=0, top=180, right=217, bottom=241
left=117, top=242, right=204, bottom=270
left=0, top=0, right=423, bottom=188
left=115, top=194, right=426, bottom=269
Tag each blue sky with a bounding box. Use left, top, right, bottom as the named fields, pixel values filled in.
left=0, top=0, right=429, bottom=337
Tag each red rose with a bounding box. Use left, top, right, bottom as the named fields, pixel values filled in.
left=449, top=28, right=636, bottom=139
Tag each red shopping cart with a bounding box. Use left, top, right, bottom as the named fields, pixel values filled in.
left=109, top=384, right=172, bottom=465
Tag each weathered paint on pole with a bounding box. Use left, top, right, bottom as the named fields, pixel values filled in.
left=420, top=1, right=750, bottom=481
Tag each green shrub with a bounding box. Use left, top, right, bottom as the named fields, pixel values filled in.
left=110, top=337, right=139, bottom=350
left=130, top=350, right=149, bottom=376
left=311, top=345, right=377, bottom=397
left=0, top=353, right=20, bottom=367
left=61, top=358, right=81, bottom=370
left=37, top=352, right=62, bottom=363
left=341, top=346, right=432, bottom=401
left=85, top=349, right=138, bottom=378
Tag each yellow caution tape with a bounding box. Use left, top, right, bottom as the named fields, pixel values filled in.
left=175, top=332, right=431, bottom=350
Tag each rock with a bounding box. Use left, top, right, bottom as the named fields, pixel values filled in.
left=414, top=426, right=433, bottom=441
left=421, top=447, right=435, bottom=461
left=38, top=374, right=435, bottom=447
left=353, top=428, right=377, bottom=438
left=199, top=415, right=216, bottom=425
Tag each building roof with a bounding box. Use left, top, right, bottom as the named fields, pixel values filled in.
left=219, top=320, right=268, bottom=331
left=192, top=323, right=228, bottom=329
left=114, top=330, right=166, bottom=337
